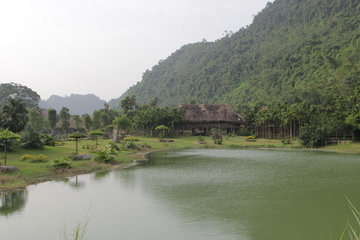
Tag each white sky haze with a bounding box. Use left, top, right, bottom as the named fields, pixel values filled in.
left=0, top=0, right=272, bottom=101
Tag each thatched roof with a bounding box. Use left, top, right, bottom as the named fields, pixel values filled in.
left=179, top=104, right=245, bottom=124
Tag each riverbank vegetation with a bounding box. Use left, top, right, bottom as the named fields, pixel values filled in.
left=1, top=134, right=360, bottom=192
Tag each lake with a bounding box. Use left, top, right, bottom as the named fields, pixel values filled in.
left=1, top=149, right=359, bottom=239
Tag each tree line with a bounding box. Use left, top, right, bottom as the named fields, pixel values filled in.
left=242, top=86, right=360, bottom=147
left=0, top=83, right=184, bottom=151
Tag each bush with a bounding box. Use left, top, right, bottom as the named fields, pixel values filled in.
left=245, top=136, right=256, bottom=142
left=94, top=151, right=115, bottom=163
left=105, top=142, right=121, bottom=153
left=51, top=158, right=71, bottom=169
left=123, top=137, right=139, bottom=141
left=299, top=124, right=329, bottom=148
left=198, top=136, right=207, bottom=144
left=40, top=134, right=56, bottom=146
left=213, top=139, right=223, bottom=145
left=211, top=128, right=222, bottom=139
left=21, top=154, right=47, bottom=163
left=21, top=132, right=44, bottom=149
left=122, top=141, right=138, bottom=150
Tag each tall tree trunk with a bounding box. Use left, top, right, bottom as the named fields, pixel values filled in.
left=4, top=144, right=7, bottom=166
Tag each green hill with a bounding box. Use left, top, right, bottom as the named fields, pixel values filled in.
left=116, top=0, right=359, bottom=111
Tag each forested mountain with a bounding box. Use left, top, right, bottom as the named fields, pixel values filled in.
left=39, top=94, right=106, bottom=115
left=119, top=0, right=359, bottom=111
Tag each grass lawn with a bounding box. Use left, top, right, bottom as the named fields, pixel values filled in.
left=1, top=135, right=359, bottom=191
left=323, top=141, right=360, bottom=154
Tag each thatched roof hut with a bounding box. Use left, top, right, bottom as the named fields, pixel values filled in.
left=177, top=104, right=245, bottom=135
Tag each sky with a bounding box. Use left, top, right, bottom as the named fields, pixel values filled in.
left=0, top=0, right=272, bottom=101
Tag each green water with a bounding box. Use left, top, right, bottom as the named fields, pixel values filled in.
left=0, top=149, right=359, bottom=239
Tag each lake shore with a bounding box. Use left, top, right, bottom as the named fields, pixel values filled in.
left=0, top=136, right=359, bottom=193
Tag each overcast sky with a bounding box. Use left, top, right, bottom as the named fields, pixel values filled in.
left=0, top=0, right=272, bottom=101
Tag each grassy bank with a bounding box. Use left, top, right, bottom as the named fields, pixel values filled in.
left=0, top=139, right=134, bottom=191
left=323, top=141, right=360, bottom=154
left=0, top=136, right=359, bottom=191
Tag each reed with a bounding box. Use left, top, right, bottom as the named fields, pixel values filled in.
left=338, top=198, right=360, bottom=240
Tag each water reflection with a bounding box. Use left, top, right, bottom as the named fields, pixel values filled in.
left=113, top=168, right=136, bottom=189
left=93, top=171, right=110, bottom=180
left=67, top=176, right=86, bottom=188
left=0, top=189, right=28, bottom=216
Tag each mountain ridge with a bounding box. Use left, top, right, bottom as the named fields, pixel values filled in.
left=114, top=0, right=359, bottom=112
left=39, top=94, right=107, bottom=115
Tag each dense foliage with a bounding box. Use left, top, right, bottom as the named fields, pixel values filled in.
left=120, top=0, right=359, bottom=108
left=1, top=98, right=29, bottom=133
left=115, top=0, right=359, bottom=142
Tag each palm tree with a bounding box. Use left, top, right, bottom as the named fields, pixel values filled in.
left=1, top=98, right=29, bottom=133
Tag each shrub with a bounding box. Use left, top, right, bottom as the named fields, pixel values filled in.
left=123, top=137, right=139, bottom=141
left=105, top=142, right=121, bottom=154
left=94, top=151, right=115, bottom=163
left=299, top=124, right=329, bottom=148
left=40, top=134, right=56, bottom=146
left=20, top=154, right=33, bottom=161
left=245, top=136, right=256, bottom=142
left=51, top=158, right=72, bottom=169
left=21, top=132, right=44, bottom=149
left=122, top=141, right=138, bottom=150
left=21, top=154, right=47, bottom=163
left=213, top=139, right=223, bottom=145
left=198, top=136, right=207, bottom=144
left=211, top=128, right=222, bottom=139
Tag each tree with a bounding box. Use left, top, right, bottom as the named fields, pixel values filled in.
left=69, top=132, right=87, bottom=155
left=73, top=115, right=82, bottom=130
left=155, top=125, right=168, bottom=141
left=28, top=108, right=44, bottom=133
left=1, top=98, right=29, bottom=133
left=82, top=114, right=92, bottom=133
left=59, top=107, right=70, bottom=133
left=92, top=110, right=102, bottom=130
left=48, top=109, right=57, bottom=133
left=0, top=82, right=40, bottom=108
left=0, top=129, right=20, bottom=166
left=113, top=114, right=133, bottom=139
left=90, top=130, right=104, bottom=149
left=120, top=95, right=137, bottom=114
